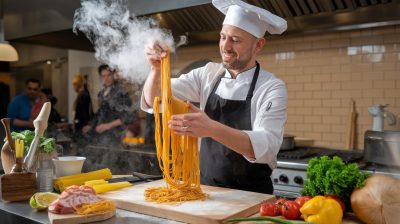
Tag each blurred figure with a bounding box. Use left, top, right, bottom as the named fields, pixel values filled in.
left=7, top=78, right=40, bottom=132
left=82, top=64, right=134, bottom=145
left=72, top=75, right=92, bottom=137
left=31, top=88, right=64, bottom=137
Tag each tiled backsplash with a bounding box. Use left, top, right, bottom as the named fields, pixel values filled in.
left=171, top=25, right=400, bottom=150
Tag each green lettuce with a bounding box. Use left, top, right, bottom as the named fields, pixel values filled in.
left=11, top=130, right=56, bottom=153
left=302, top=156, right=369, bottom=208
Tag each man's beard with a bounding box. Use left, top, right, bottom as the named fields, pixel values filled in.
left=221, top=51, right=251, bottom=71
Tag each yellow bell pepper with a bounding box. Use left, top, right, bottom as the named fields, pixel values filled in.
left=300, top=195, right=343, bottom=224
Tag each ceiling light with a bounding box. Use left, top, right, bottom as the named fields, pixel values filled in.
left=1, top=0, right=19, bottom=62
left=0, top=42, right=18, bottom=62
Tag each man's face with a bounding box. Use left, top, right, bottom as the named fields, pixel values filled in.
left=25, top=82, right=40, bottom=101
left=219, top=25, right=260, bottom=72
left=100, top=69, right=114, bottom=87
left=72, top=82, right=80, bottom=93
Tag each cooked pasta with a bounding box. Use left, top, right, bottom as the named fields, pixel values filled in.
left=144, top=51, right=207, bottom=203
left=75, top=200, right=116, bottom=215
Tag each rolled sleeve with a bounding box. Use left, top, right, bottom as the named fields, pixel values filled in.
left=140, top=93, right=154, bottom=114
left=243, top=80, right=288, bottom=168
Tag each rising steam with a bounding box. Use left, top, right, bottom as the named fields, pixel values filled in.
left=73, top=0, right=182, bottom=82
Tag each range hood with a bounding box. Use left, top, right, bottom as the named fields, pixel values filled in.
left=3, top=0, right=400, bottom=50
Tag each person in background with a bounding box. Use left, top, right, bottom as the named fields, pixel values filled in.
left=142, top=0, right=288, bottom=193
left=31, top=88, right=64, bottom=137
left=72, top=74, right=92, bottom=137
left=82, top=64, right=134, bottom=145
left=7, top=78, right=41, bottom=132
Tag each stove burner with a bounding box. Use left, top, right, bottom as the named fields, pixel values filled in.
left=330, top=151, right=363, bottom=163
left=278, top=148, right=319, bottom=159
left=278, top=148, right=363, bottom=163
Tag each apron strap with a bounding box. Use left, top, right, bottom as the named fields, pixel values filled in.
left=246, top=61, right=260, bottom=100
left=210, top=62, right=261, bottom=100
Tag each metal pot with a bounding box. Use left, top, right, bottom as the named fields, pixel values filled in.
left=280, top=134, right=295, bottom=150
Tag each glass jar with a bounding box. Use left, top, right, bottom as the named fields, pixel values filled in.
left=36, top=159, right=54, bottom=192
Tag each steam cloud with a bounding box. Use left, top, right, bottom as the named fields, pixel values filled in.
left=73, top=0, right=183, bottom=82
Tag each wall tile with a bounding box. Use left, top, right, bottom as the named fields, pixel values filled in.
left=173, top=25, right=400, bottom=149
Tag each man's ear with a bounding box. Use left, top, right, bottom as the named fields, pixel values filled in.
left=254, top=38, right=266, bottom=54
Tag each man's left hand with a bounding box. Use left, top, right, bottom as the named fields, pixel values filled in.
left=95, top=123, right=111, bottom=133
left=168, top=103, right=215, bottom=137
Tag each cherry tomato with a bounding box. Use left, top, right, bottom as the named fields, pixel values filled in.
left=260, top=202, right=279, bottom=216
left=325, top=195, right=346, bottom=212
left=281, top=201, right=301, bottom=220
left=274, top=198, right=288, bottom=215
left=295, top=196, right=313, bottom=208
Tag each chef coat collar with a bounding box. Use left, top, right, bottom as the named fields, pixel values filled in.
left=223, top=66, right=257, bottom=83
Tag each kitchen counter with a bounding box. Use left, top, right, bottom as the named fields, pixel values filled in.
left=0, top=200, right=182, bottom=224
left=0, top=199, right=363, bottom=224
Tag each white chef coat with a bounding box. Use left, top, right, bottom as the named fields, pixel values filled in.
left=141, top=62, right=287, bottom=169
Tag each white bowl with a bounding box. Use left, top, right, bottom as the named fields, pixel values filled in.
left=52, top=156, right=86, bottom=177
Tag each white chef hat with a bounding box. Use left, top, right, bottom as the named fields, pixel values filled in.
left=212, top=0, right=287, bottom=37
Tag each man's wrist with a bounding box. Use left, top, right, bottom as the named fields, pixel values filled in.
left=209, top=120, right=221, bottom=140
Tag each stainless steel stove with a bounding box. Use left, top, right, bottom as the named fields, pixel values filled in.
left=270, top=147, right=394, bottom=198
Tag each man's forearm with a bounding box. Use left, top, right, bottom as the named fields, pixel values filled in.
left=209, top=121, right=255, bottom=159
left=13, top=119, right=33, bottom=129
left=107, top=119, right=123, bottom=129
left=143, top=67, right=161, bottom=107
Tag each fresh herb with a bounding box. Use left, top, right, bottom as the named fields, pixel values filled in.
left=225, top=216, right=311, bottom=224
left=11, top=130, right=56, bottom=153
left=302, top=156, right=369, bottom=208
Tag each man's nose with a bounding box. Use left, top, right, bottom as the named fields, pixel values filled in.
left=221, top=39, right=232, bottom=51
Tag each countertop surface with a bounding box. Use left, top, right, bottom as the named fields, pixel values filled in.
left=0, top=200, right=182, bottom=224
left=0, top=175, right=363, bottom=224
left=0, top=199, right=363, bottom=224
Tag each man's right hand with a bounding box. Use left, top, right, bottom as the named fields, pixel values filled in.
left=145, top=41, right=167, bottom=70
left=82, top=125, right=92, bottom=135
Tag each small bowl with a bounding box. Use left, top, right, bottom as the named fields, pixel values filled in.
left=52, top=156, right=86, bottom=177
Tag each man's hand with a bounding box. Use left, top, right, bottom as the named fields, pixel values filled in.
left=168, top=103, right=216, bottom=137
left=82, top=125, right=92, bottom=134
left=95, top=123, right=111, bottom=133
left=145, top=41, right=167, bottom=69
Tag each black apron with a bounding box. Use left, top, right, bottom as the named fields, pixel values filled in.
left=200, top=62, right=273, bottom=194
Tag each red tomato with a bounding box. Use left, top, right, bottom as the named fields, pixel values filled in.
left=295, top=196, right=313, bottom=208
left=325, top=195, right=346, bottom=212
left=274, top=198, right=288, bottom=215
left=260, top=202, right=279, bottom=216
left=281, top=201, right=301, bottom=220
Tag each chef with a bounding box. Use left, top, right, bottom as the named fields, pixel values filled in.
left=142, top=0, right=288, bottom=194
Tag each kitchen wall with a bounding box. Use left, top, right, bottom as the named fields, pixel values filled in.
left=171, top=24, right=400, bottom=150
left=8, top=43, right=69, bottom=118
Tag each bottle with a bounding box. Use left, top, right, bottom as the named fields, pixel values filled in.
left=36, top=159, right=54, bottom=192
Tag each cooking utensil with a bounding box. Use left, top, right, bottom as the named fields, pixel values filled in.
left=280, top=134, right=295, bottom=150
left=345, top=99, right=357, bottom=149
left=24, top=102, right=51, bottom=172
left=99, top=179, right=275, bottom=224
left=1, top=138, right=36, bottom=202
left=1, top=118, right=16, bottom=174
left=364, top=130, right=400, bottom=167
left=108, top=172, right=163, bottom=184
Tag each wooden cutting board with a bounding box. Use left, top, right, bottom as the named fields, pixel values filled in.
left=99, top=180, right=275, bottom=224
left=48, top=210, right=115, bottom=224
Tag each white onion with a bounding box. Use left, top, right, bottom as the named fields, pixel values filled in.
left=351, top=175, right=400, bottom=224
